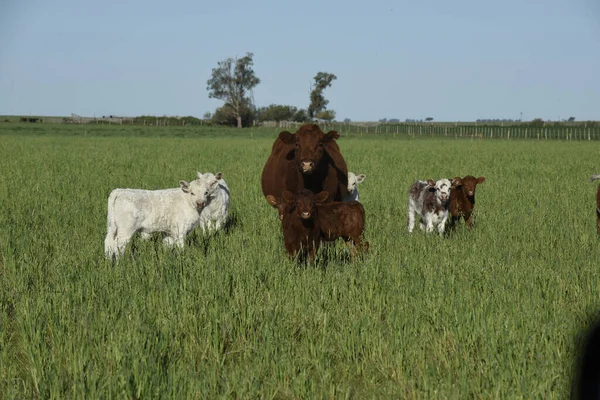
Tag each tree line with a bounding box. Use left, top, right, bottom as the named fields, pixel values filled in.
left=206, top=53, right=337, bottom=128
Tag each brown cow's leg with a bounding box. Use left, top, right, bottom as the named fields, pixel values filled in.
left=465, top=213, right=473, bottom=229
left=596, top=186, right=600, bottom=235
left=345, top=240, right=358, bottom=257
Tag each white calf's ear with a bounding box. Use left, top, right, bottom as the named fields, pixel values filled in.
left=427, top=179, right=435, bottom=186
left=356, top=174, right=366, bottom=183
left=196, top=171, right=203, bottom=179
left=215, top=172, right=223, bottom=180
left=179, top=180, right=190, bottom=192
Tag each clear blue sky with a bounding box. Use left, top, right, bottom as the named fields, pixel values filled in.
left=1, top=0, right=599, bottom=121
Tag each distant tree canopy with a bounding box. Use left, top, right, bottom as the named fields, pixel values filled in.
left=207, top=52, right=260, bottom=128
left=258, top=104, right=297, bottom=122
left=343, top=118, right=351, bottom=124
left=317, top=110, right=336, bottom=122
left=292, top=109, right=310, bottom=123
left=308, top=72, right=337, bottom=120
left=425, top=117, right=434, bottom=122
left=530, top=118, right=545, bottom=127
left=202, top=111, right=211, bottom=120
left=568, top=116, right=575, bottom=122
left=211, top=104, right=255, bottom=127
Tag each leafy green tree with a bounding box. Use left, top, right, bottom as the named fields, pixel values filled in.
left=203, top=111, right=212, bottom=120
left=206, top=52, right=260, bottom=128
left=211, top=104, right=255, bottom=127
left=308, top=72, right=337, bottom=119
left=568, top=116, right=575, bottom=122
left=343, top=118, right=351, bottom=124
left=258, top=104, right=297, bottom=123
left=425, top=117, right=434, bottom=122
left=317, top=110, right=336, bottom=122
left=292, top=109, right=310, bottom=123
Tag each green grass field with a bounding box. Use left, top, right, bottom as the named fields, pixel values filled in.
left=1, top=123, right=599, bottom=398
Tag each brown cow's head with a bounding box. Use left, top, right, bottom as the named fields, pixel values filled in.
left=452, top=175, right=485, bottom=198
left=282, top=189, right=328, bottom=220
left=279, top=124, right=342, bottom=175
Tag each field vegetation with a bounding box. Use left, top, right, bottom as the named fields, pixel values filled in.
left=1, top=123, right=599, bottom=398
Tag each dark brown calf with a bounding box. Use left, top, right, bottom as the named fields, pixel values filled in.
left=448, top=175, right=485, bottom=229
left=267, top=195, right=368, bottom=255
left=279, top=190, right=328, bottom=263
left=317, top=201, right=369, bottom=255
left=590, top=174, right=600, bottom=234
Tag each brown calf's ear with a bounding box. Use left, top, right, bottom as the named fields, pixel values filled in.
left=476, top=176, right=486, bottom=184
left=179, top=180, right=190, bottom=193
left=451, top=177, right=462, bottom=187
left=266, top=195, right=278, bottom=207
left=427, top=179, right=435, bottom=186
left=282, top=191, right=295, bottom=204
left=279, top=131, right=295, bottom=144
left=314, top=191, right=329, bottom=204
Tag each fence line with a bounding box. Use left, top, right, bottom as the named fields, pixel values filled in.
left=256, top=121, right=600, bottom=141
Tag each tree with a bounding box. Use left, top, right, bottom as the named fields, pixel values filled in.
left=317, top=110, right=336, bottom=122
left=258, top=104, right=297, bottom=123
left=203, top=111, right=212, bottom=120
left=568, top=116, right=575, bottom=122
left=292, top=109, right=309, bottom=123
left=211, top=104, right=255, bottom=127
left=425, top=117, right=434, bottom=122
left=343, top=118, right=351, bottom=124
left=206, top=52, right=260, bottom=128
left=308, top=72, right=337, bottom=120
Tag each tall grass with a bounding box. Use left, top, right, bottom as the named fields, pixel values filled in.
left=1, top=124, right=599, bottom=398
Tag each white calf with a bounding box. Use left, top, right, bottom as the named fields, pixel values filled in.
left=195, top=172, right=230, bottom=234
left=407, top=178, right=451, bottom=236
left=104, top=171, right=229, bottom=259
left=343, top=172, right=366, bottom=202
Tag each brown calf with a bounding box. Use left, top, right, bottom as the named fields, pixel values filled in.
left=278, top=190, right=328, bottom=263
left=590, top=174, right=600, bottom=234
left=267, top=194, right=368, bottom=256
left=448, top=175, right=485, bottom=229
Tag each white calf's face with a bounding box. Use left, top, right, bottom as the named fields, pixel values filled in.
left=179, top=172, right=223, bottom=211
left=347, top=172, right=366, bottom=193
left=435, top=179, right=451, bottom=201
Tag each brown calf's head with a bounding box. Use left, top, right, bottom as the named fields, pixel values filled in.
left=279, top=124, right=343, bottom=174
left=282, top=189, right=328, bottom=220
left=452, top=175, right=485, bottom=198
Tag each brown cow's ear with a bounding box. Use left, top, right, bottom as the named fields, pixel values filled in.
left=322, top=136, right=348, bottom=174
left=266, top=195, right=278, bottom=207
left=451, top=177, right=462, bottom=187
left=323, top=130, right=340, bottom=142
left=314, top=191, right=329, bottom=204
left=476, top=176, right=486, bottom=184
left=282, top=191, right=295, bottom=204
left=279, top=131, right=295, bottom=144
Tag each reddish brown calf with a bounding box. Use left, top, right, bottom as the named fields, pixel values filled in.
left=448, top=175, right=485, bottom=229
left=278, top=190, right=328, bottom=263
left=267, top=194, right=368, bottom=256
left=317, top=201, right=369, bottom=255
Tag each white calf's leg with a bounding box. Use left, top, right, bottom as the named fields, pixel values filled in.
left=407, top=199, right=416, bottom=233
left=163, top=236, right=176, bottom=246
left=139, top=232, right=152, bottom=240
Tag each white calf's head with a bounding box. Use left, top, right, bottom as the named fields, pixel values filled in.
left=179, top=171, right=224, bottom=211
left=347, top=172, right=366, bottom=193
left=435, top=178, right=451, bottom=201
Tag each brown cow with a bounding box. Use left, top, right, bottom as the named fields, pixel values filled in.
left=278, top=190, right=328, bottom=263
left=261, top=124, right=349, bottom=209
left=448, top=175, right=485, bottom=229
left=590, top=174, right=600, bottom=234
left=267, top=193, right=368, bottom=256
